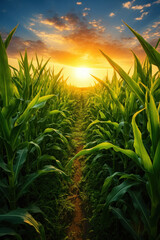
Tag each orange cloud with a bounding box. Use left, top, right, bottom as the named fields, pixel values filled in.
left=122, top=0, right=135, bottom=9
left=109, top=12, right=115, bottom=17
left=135, top=12, right=148, bottom=21
left=76, top=2, right=82, bottom=5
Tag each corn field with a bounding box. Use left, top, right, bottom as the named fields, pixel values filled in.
left=0, top=23, right=160, bottom=240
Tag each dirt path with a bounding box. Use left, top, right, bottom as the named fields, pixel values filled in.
left=67, top=99, right=89, bottom=240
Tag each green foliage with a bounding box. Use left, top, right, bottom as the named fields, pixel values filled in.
left=0, top=27, right=76, bottom=239
left=75, top=23, right=160, bottom=240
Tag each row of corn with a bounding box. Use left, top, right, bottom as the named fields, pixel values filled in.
left=69, top=23, right=160, bottom=240
left=0, top=27, right=77, bottom=239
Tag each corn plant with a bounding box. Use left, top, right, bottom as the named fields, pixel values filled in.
left=68, top=23, right=160, bottom=239
left=0, top=26, right=75, bottom=239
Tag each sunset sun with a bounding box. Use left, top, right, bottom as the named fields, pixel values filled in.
left=73, top=67, right=93, bottom=87
left=75, top=67, right=90, bottom=79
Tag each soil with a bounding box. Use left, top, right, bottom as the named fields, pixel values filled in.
left=67, top=100, right=89, bottom=240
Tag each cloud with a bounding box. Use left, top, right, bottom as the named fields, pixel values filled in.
left=83, top=12, right=88, bottom=17
left=122, top=0, right=135, bottom=9
left=135, top=11, right=148, bottom=20
left=153, top=0, right=160, bottom=3
left=132, top=3, right=151, bottom=10
left=83, top=7, right=90, bottom=16
left=5, top=35, right=48, bottom=57
left=142, top=21, right=160, bottom=39
left=152, top=21, right=160, bottom=28
left=9, top=11, right=158, bottom=69
left=83, top=8, right=90, bottom=11
left=89, top=19, right=106, bottom=32
left=109, top=12, right=115, bottom=17
left=115, top=25, right=125, bottom=32
left=123, top=0, right=160, bottom=13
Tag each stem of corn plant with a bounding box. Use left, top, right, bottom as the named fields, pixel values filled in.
left=6, top=146, right=16, bottom=209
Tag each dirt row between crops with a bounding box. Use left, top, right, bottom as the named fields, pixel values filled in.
left=67, top=99, right=89, bottom=240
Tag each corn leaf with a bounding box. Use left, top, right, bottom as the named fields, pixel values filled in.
left=17, top=165, right=66, bottom=199
left=124, top=22, right=160, bottom=69
left=99, top=50, right=145, bottom=104
left=105, top=181, right=138, bottom=208
left=91, top=75, right=125, bottom=114
left=66, top=142, right=141, bottom=170
left=146, top=93, right=160, bottom=155
left=0, top=227, right=22, bottom=239
left=0, top=208, right=41, bottom=234
left=0, top=35, right=13, bottom=107
left=132, top=109, right=153, bottom=172
left=14, top=148, right=28, bottom=183
left=15, top=89, right=41, bottom=126
left=4, top=25, right=18, bottom=49
left=110, top=206, right=139, bottom=240
left=129, top=191, right=151, bottom=233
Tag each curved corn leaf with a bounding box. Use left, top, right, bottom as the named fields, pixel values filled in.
left=105, top=181, right=138, bottom=208
left=132, top=51, right=146, bottom=84
left=153, top=140, right=160, bottom=174
left=91, top=75, right=125, bottom=114
left=49, top=109, right=66, bottom=118
left=0, top=208, right=42, bottom=234
left=14, top=147, right=28, bottom=183
left=44, top=128, right=69, bottom=147
left=15, top=89, right=41, bottom=126
left=0, top=110, right=10, bottom=140
left=101, top=172, right=121, bottom=196
left=146, top=92, right=160, bottom=156
left=4, top=25, right=18, bottom=49
left=124, top=21, right=160, bottom=69
left=66, top=142, right=140, bottom=170
left=0, top=35, right=13, bottom=107
left=132, top=109, right=153, bottom=172
left=0, top=227, right=22, bottom=239
left=17, top=165, right=66, bottom=199
left=129, top=191, right=151, bottom=233
left=110, top=206, right=139, bottom=240
left=87, top=119, right=119, bottom=131
left=99, top=50, right=145, bottom=104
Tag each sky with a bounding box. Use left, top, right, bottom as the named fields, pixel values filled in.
left=0, top=0, right=160, bottom=87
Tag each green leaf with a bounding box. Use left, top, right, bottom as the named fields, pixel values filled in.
left=105, top=181, right=137, bottom=208
left=17, top=165, right=66, bottom=199
left=0, top=208, right=42, bottom=234
left=0, top=109, right=10, bottom=140
left=129, top=191, right=151, bottom=233
left=86, top=119, right=119, bottom=131
left=14, top=148, right=28, bottom=183
left=49, top=109, right=66, bottom=118
left=0, top=35, right=13, bottom=107
left=146, top=92, right=160, bottom=156
left=32, top=94, right=54, bottom=108
left=44, top=128, right=69, bottom=147
left=110, top=207, right=139, bottom=240
left=4, top=25, right=18, bottom=49
left=15, top=89, right=41, bottom=126
left=124, top=22, right=160, bottom=69
left=91, top=75, right=125, bottom=114
left=132, top=109, right=153, bottom=172
left=66, top=142, right=140, bottom=170
left=101, top=172, right=121, bottom=196
left=0, top=227, right=22, bottom=239
left=2, top=98, right=20, bottom=119
left=153, top=140, right=160, bottom=174
left=99, top=50, right=145, bottom=104
left=132, top=51, right=146, bottom=84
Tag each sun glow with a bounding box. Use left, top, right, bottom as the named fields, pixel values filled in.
left=73, top=67, right=92, bottom=87
left=75, top=67, right=90, bottom=79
